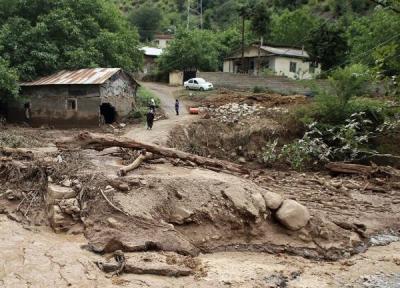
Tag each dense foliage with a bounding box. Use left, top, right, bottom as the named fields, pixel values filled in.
left=0, top=0, right=142, bottom=102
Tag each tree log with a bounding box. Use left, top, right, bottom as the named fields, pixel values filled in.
left=326, top=162, right=400, bottom=179
left=119, top=151, right=153, bottom=176
left=57, top=132, right=249, bottom=175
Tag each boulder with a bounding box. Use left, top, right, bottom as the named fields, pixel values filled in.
left=170, top=207, right=194, bottom=224
left=47, top=184, right=77, bottom=203
left=262, top=191, right=283, bottom=210
left=222, top=187, right=259, bottom=218
left=275, top=199, right=310, bottom=231
left=58, top=198, right=80, bottom=216
left=251, top=192, right=267, bottom=214
left=48, top=205, right=76, bottom=232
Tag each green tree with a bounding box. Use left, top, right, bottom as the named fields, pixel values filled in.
left=128, top=5, right=162, bottom=41
left=0, top=0, right=142, bottom=83
left=348, top=9, right=400, bottom=76
left=158, top=29, right=221, bottom=72
left=270, top=8, right=319, bottom=47
left=307, top=22, right=348, bottom=70
left=0, top=58, right=19, bottom=101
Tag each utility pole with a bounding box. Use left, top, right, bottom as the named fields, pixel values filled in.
left=241, top=12, right=245, bottom=73
left=200, top=0, right=203, bottom=29
left=187, top=0, right=190, bottom=30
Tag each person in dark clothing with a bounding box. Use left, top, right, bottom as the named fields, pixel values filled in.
left=146, top=109, right=154, bottom=130
left=175, top=99, right=180, bottom=116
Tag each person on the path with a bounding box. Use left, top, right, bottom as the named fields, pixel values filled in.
left=175, top=99, right=180, bottom=116
left=146, top=109, right=154, bottom=130
left=149, top=98, right=156, bottom=112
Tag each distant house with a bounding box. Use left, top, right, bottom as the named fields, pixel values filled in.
left=153, top=34, right=174, bottom=49
left=20, top=68, right=139, bottom=127
left=140, top=46, right=163, bottom=76
left=223, top=44, right=321, bottom=80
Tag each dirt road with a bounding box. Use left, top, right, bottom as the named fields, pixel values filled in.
left=124, top=82, right=196, bottom=145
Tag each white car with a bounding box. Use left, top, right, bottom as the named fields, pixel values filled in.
left=184, top=78, right=213, bottom=91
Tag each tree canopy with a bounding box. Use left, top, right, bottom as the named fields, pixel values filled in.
left=128, top=5, right=162, bottom=42
left=0, top=0, right=142, bottom=101
left=158, top=29, right=222, bottom=72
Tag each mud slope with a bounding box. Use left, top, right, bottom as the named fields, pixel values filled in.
left=83, top=164, right=364, bottom=260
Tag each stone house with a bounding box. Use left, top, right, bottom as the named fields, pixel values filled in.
left=153, top=34, right=174, bottom=49
left=223, top=44, right=321, bottom=80
left=140, top=46, right=163, bottom=77
left=20, top=68, right=139, bottom=127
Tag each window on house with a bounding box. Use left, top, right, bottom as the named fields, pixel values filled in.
left=66, top=99, right=77, bottom=111
left=289, top=62, right=297, bottom=73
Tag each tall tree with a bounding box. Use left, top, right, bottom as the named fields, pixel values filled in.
left=129, top=5, right=162, bottom=42
left=270, top=8, right=319, bottom=47
left=307, top=22, right=348, bottom=70
left=250, top=1, right=271, bottom=75
left=158, top=29, right=221, bottom=72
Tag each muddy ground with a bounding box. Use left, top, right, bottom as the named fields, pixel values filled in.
left=1, top=83, right=400, bottom=287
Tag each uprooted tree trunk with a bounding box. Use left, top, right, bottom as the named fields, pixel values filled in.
left=326, top=162, right=400, bottom=179
left=56, top=132, right=249, bottom=175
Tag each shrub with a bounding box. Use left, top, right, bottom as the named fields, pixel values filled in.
left=253, top=86, right=266, bottom=93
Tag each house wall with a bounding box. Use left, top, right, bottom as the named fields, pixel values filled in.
left=22, top=85, right=100, bottom=127
left=223, top=60, right=233, bottom=73
left=270, top=56, right=321, bottom=80
left=154, top=38, right=171, bottom=49
left=169, top=71, right=183, bottom=86
left=99, top=71, right=137, bottom=117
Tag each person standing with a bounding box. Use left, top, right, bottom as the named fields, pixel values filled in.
left=146, top=109, right=154, bottom=130
left=175, top=99, right=180, bottom=116
left=149, top=98, right=156, bottom=112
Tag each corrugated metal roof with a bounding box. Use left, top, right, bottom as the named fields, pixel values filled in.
left=20, top=68, right=122, bottom=86
left=261, top=45, right=309, bottom=58
left=141, top=46, right=163, bottom=57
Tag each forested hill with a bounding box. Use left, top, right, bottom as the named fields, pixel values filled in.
left=114, top=0, right=375, bottom=32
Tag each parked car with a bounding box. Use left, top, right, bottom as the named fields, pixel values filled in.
left=184, top=78, right=213, bottom=91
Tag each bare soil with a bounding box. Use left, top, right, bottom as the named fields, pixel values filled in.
left=1, top=85, right=400, bottom=287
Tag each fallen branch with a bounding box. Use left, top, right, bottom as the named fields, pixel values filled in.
left=118, top=151, right=153, bottom=176
left=325, top=162, right=400, bottom=179
left=57, top=132, right=249, bottom=175
left=99, top=189, right=128, bottom=216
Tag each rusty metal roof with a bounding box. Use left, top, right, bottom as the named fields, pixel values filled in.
left=20, top=68, right=123, bottom=86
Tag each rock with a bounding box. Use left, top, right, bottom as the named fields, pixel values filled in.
left=251, top=192, right=267, bottom=214
left=58, top=198, right=80, bottom=216
left=61, top=179, right=72, bottom=187
left=276, top=199, right=310, bottom=231
left=124, top=260, right=192, bottom=277
left=118, top=183, right=130, bottom=192
left=262, top=191, right=283, bottom=210
left=107, top=217, right=123, bottom=229
left=47, top=184, right=77, bottom=203
left=222, top=187, right=259, bottom=218
left=170, top=207, right=194, bottom=224
left=5, top=189, right=22, bottom=201
left=48, top=205, right=76, bottom=232
left=238, top=157, right=246, bottom=163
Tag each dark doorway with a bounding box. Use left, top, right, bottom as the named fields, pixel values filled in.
left=183, top=70, right=197, bottom=83
left=100, top=103, right=116, bottom=124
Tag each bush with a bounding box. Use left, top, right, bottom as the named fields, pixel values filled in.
left=128, top=87, right=161, bottom=120
left=253, top=86, right=266, bottom=93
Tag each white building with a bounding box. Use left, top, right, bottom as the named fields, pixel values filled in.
left=153, top=34, right=174, bottom=49
left=223, top=44, right=321, bottom=80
